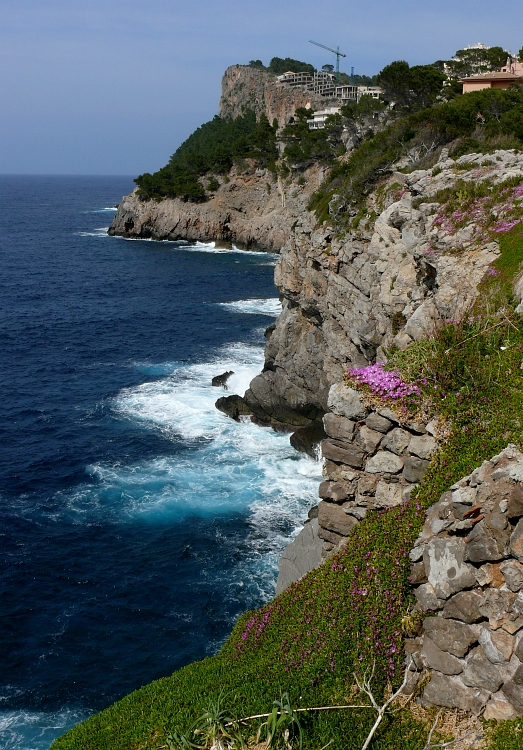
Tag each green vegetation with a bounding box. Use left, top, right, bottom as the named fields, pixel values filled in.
left=268, top=57, right=315, bottom=76
left=377, top=61, right=446, bottom=110
left=280, top=107, right=345, bottom=168
left=134, top=110, right=277, bottom=201
left=444, top=45, right=509, bottom=79
left=309, top=88, right=523, bottom=227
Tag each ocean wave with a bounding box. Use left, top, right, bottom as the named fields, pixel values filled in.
left=76, top=227, right=109, bottom=237
left=58, top=341, right=321, bottom=598
left=217, top=298, right=282, bottom=317
left=0, top=708, right=88, bottom=750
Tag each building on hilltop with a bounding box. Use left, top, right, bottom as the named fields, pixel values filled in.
left=276, top=70, right=337, bottom=96
left=461, top=70, right=523, bottom=93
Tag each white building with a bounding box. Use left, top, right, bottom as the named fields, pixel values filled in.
left=307, top=107, right=341, bottom=129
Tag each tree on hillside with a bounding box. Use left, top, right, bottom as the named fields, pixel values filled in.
left=445, top=45, right=509, bottom=78
left=377, top=61, right=445, bottom=110
left=268, top=57, right=315, bottom=75
left=518, top=46, right=523, bottom=62
left=341, top=94, right=385, bottom=124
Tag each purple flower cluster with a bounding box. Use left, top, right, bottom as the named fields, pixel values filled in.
left=348, top=362, right=420, bottom=401
left=487, top=268, right=501, bottom=277
left=492, top=218, right=522, bottom=234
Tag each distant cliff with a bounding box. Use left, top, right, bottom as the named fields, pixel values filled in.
left=219, top=65, right=334, bottom=125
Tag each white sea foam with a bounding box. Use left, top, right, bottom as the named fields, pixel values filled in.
left=0, top=708, right=88, bottom=750
left=218, top=298, right=282, bottom=316
left=182, top=241, right=277, bottom=259
left=76, top=227, right=109, bottom=237
left=60, top=341, right=321, bottom=599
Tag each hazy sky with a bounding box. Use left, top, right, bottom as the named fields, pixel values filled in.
left=1, top=0, right=522, bottom=175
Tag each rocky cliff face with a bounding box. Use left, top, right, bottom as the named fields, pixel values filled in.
left=219, top=65, right=333, bottom=125
left=108, top=163, right=326, bottom=252
left=244, top=150, right=523, bottom=427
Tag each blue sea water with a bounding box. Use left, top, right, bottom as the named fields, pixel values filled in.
left=0, top=176, right=321, bottom=750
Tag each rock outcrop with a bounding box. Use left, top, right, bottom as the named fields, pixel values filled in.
left=108, top=163, right=326, bottom=250
left=219, top=65, right=335, bottom=126
left=406, top=445, right=523, bottom=719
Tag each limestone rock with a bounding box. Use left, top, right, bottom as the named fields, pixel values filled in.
left=465, top=520, right=510, bottom=563
left=442, top=590, right=483, bottom=624
left=422, top=636, right=463, bottom=675
left=422, top=672, right=489, bottom=713
left=318, top=501, right=359, bottom=537
left=381, top=428, right=411, bottom=455
left=365, top=413, right=392, bottom=433
left=322, top=413, right=355, bottom=442
left=484, top=691, right=520, bottom=720
left=479, top=627, right=515, bottom=663
left=327, top=384, right=367, bottom=420
left=502, top=665, right=523, bottom=713
left=511, top=519, right=523, bottom=562
left=478, top=589, right=517, bottom=627
left=365, top=451, right=404, bottom=474
left=290, top=420, right=327, bottom=457
left=423, top=617, right=477, bottom=657
left=276, top=519, right=323, bottom=595
left=462, top=647, right=504, bottom=692
left=414, top=583, right=445, bottom=612
left=403, top=457, right=429, bottom=483
left=322, top=439, right=365, bottom=468
left=215, top=394, right=253, bottom=421
left=355, top=425, right=383, bottom=454
left=409, top=434, right=437, bottom=459
left=373, top=480, right=404, bottom=508
left=424, top=538, right=476, bottom=599
left=500, top=559, right=523, bottom=592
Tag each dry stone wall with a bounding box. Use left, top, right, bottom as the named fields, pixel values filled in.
left=318, top=383, right=437, bottom=558
left=406, top=445, right=523, bottom=720
left=276, top=383, right=437, bottom=592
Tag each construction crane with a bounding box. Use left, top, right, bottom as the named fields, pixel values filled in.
left=309, top=40, right=346, bottom=81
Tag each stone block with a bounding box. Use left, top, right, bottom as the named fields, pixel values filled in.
left=442, top=590, right=483, bottom=624
left=423, top=617, right=477, bottom=657
left=381, top=428, right=411, bottom=455
left=321, top=439, right=365, bottom=468
left=403, top=457, right=429, bottom=483
left=507, top=484, right=523, bottom=520
left=358, top=475, right=378, bottom=495
left=474, top=562, right=505, bottom=588
left=451, top=486, right=477, bottom=506
left=322, top=412, right=355, bottom=442
left=502, top=677, right=523, bottom=714
left=484, top=691, right=520, bottom=721
left=377, top=407, right=400, bottom=423
left=465, top=520, right=510, bottom=563
left=478, top=589, right=517, bottom=627
left=318, top=501, right=359, bottom=538
left=327, top=384, right=367, bottom=420
left=500, top=560, right=523, bottom=592
left=365, top=413, right=392, bottom=433
left=409, top=562, right=428, bottom=585
left=318, top=480, right=354, bottom=503
left=422, top=672, right=489, bottom=713
left=318, top=526, right=344, bottom=545
left=365, top=451, right=404, bottom=474
left=424, top=538, right=476, bottom=599
left=511, top=518, right=523, bottom=562
left=409, top=434, right=437, bottom=459
left=373, top=480, right=403, bottom=508
left=479, top=627, right=515, bottom=663
left=355, top=425, right=383, bottom=454
left=414, top=583, right=445, bottom=612
left=462, top=647, right=504, bottom=692
left=422, top=635, right=463, bottom=675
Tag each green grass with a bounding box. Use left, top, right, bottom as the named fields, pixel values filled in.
left=52, top=226, right=523, bottom=749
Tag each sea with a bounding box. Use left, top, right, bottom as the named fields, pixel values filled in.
left=0, top=176, right=322, bottom=750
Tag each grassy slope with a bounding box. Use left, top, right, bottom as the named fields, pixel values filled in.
left=52, top=226, right=523, bottom=750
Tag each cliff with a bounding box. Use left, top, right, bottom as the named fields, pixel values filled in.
left=219, top=65, right=334, bottom=125
left=108, top=162, right=326, bottom=251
